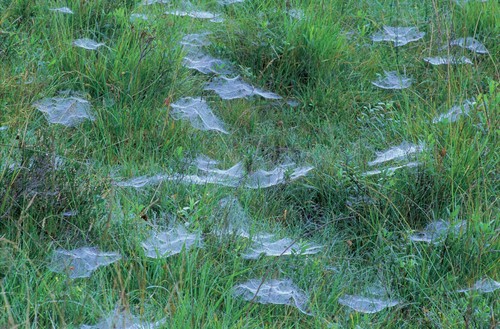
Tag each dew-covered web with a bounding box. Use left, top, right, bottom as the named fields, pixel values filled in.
left=172, top=165, right=244, bottom=186
left=141, top=225, right=202, bottom=258
left=180, top=32, right=233, bottom=75
left=372, top=71, right=413, bottom=90
left=409, top=220, right=466, bottom=244
left=114, top=174, right=168, bottom=188
left=80, top=306, right=165, bottom=329
left=368, top=142, right=424, bottom=166
left=362, top=161, right=420, bottom=177
left=50, top=7, right=73, bottom=14
left=212, top=197, right=322, bottom=255
left=213, top=197, right=251, bottom=238
left=165, top=155, right=312, bottom=188
left=433, top=98, right=475, bottom=123
left=50, top=155, right=65, bottom=170
left=165, top=10, right=223, bottom=22
left=455, top=0, right=488, bottom=4
left=450, top=37, right=489, bottom=54
left=33, top=94, right=95, bottom=127
left=141, top=0, right=169, bottom=5
left=242, top=234, right=322, bottom=259
left=48, top=247, right=121, bottom=279
left=424, top=55, right=472, bottom=66
left=218, top=0, right=245, bottom=5
left=371, top=26, right=425, bottom=46
left=193, top=154, right=224, bottom=171
left=233, top=279, right=311, bottom=315
left=457, top=277, right=500, bottom=294
left=170, top=97, right=228, bottom=133
left=204, top=76, right=282, bottom=100
left=181, top=32, right=212, bottom=49
left=113, top=157, right=239, bottom=189
left=172, top=155, right=245, bottom=187
left=62, top=210, right=78, bottom=217
left=338, top=295, right=399, bottom=314
left=288, top=8, right=305, bottom=20
left=183, top=52, right=234, bottom=75
left=73, top=38, right=105, bottom=50
left=246, top=165, right=314, bottom=188
left=338, top=282, right=399, bottom=314
left=130, top=13, right=149, bottom=22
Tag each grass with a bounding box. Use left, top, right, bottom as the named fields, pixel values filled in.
left=0, top=0, right=498, bottom=328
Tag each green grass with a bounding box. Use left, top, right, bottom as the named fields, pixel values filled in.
left=1, top=0, right=498, bottom=328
